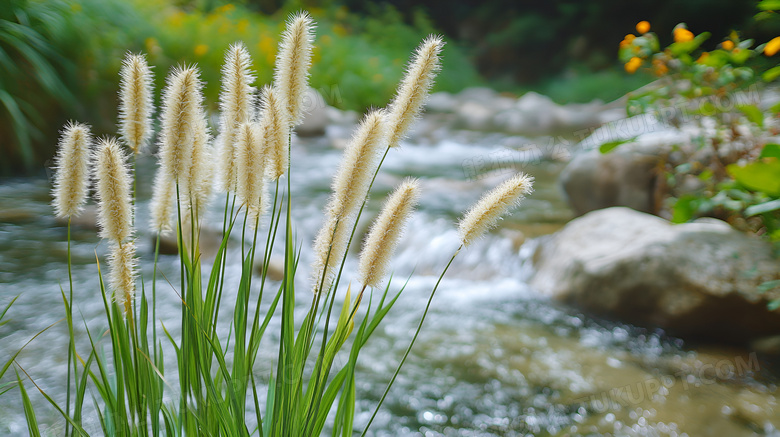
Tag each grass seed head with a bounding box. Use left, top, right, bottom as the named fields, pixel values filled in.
left=118, top=52, right=154, bottom=155
left=218, top=42, right=256, bottom=192
left=94, top=137, right=134, bottom=243
left=458, top=173, right=534, bottom=247
left=358, top=178, right=420, bottom=288
left=386, top=35, right=444, bottom=148
left=273, top=11, right=315, bottom=127
left=52, top=122, right=92, bottom=219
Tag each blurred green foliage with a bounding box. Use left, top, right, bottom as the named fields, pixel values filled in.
left=0, top=0, right=481, bottom=175
left=0, top=0, right=151, bottom=174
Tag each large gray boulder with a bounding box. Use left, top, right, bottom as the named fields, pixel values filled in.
left=559, top=119, right=687, bottom=216
left=530, top=207, right=780, bottom=343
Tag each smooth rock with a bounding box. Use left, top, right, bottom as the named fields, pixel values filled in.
left=530, top=207, right=780, bottom=343
left=295, top=88, right=328, bottom=137
left=560, top=122, right=687, bottom=216
left=154, top=226, right=226, bottom=259
left=559, top=143, right=661, bottom=215
left=54, top=204, right=99, bottom=230
left=253, top=256, right=285, bottom=282
left=157, top=232, right=179, bottom=255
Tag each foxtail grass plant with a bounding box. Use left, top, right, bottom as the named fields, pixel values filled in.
left=6, top=11, right=534, bottom=437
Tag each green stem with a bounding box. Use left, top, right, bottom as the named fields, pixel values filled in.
left=65, top=217, right=74, bottom=437
left=152, top=233, right=160, bottom=362
left=360, top=245, right=462, bottom=436
left=213, top=194, right=237, bottom=337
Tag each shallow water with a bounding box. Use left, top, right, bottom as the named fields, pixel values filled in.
left=0, top=129, right=778, bottom=436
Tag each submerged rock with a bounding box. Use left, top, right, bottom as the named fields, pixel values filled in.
left=530, top=207, right=780, bottom=343
left=253, top=256, right=285, bottom=282
left=153, top=225, right=226, bottom=259
left=55, top=204, right=99, bottom=230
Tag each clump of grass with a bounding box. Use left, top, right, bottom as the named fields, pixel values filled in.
left=5, top=10, right=533, bottom=436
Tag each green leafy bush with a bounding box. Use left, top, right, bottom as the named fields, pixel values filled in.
left=611, top=7, right=780, bottom=308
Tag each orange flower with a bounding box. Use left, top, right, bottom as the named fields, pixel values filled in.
left=722, top=40, right=734, bottom=51
left=652, top=59, right=668, bottom=76
left=625, top=57, right=642, bottom=74
left=619, top=34, right=635, bottom=48
left=674, top=27, right=694, bottom=43
left=765, top=36, right=780, bottom=56
left=696, top=52, right=710, bottom=64
left=636, top=21, right=650, bottom=34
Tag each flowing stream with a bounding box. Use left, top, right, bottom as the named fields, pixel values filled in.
left=0, top=125, right=778, bottom=436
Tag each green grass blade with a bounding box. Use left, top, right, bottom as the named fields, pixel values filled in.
left=15, top=368, right=41, bottom=437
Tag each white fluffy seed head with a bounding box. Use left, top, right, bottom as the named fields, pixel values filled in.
left=183, top=114, right=213, bottom=217
left=235, top=121, right=268, bottom=226
left=274, top=11, right=315, bottom=126
left=158, top=66, right=202, bottom=182
left=52, top=122, right=92, bottom=218
left=310, top=213, right=355, bottom=294
left=358, top=178, right=419, bottom=288
left=149, top=166, right=174, bottom=233
left=109, top=241, right=137, bottom=315
left=458, top=173, right=534, bottom=247
left=93, top=137, right=134, bottom=243
left=310, top=109, right=387, bottom=293
left=329, top=109, right=387, bottom=217
left=118, top=52, right=154, bottom=154
left=386, top=35, right=443, bottom=148
left=259, top=86, right=288, bottom=180
left=218, top=42, right=256, bottom=192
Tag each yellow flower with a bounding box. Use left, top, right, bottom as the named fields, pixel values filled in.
left=620, top=34, right=635, bottom=48
left=237, top=18, right=249, bottom=34
left=217, top=3, right=235, bottom=14
left=194, top=44, right=208, bottom=56
left=765, top=36, right=780, bottom=56
left=722, top=40, right=734, bottom=51
left=636, top=21, right=650, bottom=34
left=625, top=57, right=642, bottom=74
left=674, top=27, right=694, bottom=43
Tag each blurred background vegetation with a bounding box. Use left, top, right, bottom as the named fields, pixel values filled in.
left=1, top=0, right=777, bottom=175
